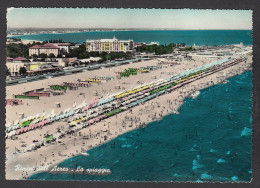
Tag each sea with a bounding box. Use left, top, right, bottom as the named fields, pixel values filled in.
left=20, top=30, right=252, bottom=181
left=29, top=70, right=252, bottom=182
left=10, top=30, right=252, bottom=46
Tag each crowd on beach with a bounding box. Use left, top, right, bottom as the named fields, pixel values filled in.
left=5, top=54, right=252, bottom=180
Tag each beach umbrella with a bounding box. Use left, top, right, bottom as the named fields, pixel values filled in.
left=7, top=127, right=12, bottom=132
left=45, top=113, right=51, bottom=118
left=10, top=130, right=16, bottom=137
left=72, top=126, right=77, bottom=131
left=51, top=110, right=56, bottom=115
left=73, top=105, right=79, bottom=109
left=78, top=103, right=85, bottom=109
left=30, top=119, right=37, bottom=125
left=75, top=109, right=81, bottom=113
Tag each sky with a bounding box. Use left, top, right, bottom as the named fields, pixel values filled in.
left=7, top=8, right=252, bottom=30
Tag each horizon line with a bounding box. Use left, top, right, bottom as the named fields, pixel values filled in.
left=7, top=28, right=252, bottom=31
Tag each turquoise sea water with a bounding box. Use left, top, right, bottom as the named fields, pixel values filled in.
left=29, top=70, right=252, bottom=182
left=11, top=30, right=252, bottom=46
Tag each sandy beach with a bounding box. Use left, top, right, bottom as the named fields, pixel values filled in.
left=5, top=55, right=252, bottom=180
left=6, top=57, right=214, bottom=123
left=6, top=38, right=42, bottom=45
left=20, top=39, right=42, bottom=44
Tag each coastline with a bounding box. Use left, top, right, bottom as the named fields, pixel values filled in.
left=7, top=30, right=252, bottom=46
left=7, top=29, right=252, bottom=38
left=37, top=69, right=252, bottom=181
left=5, top=55, right=252, bottom=180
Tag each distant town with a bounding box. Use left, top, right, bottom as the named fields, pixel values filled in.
left=7, top=28, right=178, bottom=37
left=6, top=35, right=252, bottom=86
left=6, top=36, right=160, bottom=80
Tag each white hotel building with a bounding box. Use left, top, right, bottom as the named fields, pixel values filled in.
left=86, top=36, right=134, bottom=53
left=29, top=43, right=71, bottom=57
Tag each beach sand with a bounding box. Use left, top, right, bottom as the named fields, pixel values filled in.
left=6, top=57, right=213, bottom=123
left=5, top=55, right=252, bottom=180
left=21, top=39, right=42, bottom=44
left=6, top=39, right=42, bottom=45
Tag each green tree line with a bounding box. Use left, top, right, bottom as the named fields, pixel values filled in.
left=43, top=39, right=72, bottom=44
left=6, top=42, right=43, bottom=58
left=67, top=44, right=130, bottom=61
left=135, top=43, right=176, bottom=55
left=7, top=43, right=130, bottom=61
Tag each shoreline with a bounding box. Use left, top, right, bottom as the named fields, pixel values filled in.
left=29, top=67, right=253, bottom=180
left=7, top=29, right=252, bottom=37
left=5, top=56, right=252, bottom=180
left=43, top=70, right=252, bottom=181
left=7, top=30, right=252, bottom=47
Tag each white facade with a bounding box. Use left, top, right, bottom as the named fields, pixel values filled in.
left=86, top=37, right=134, bottom=53
left=29, top=48, right=59, bottom=57
left=29, top=43, right=71, bottom=57
left=6, top=62, right=28, bottom=76
left=150, top=42, right=160, bottom=45
left=57, top=45, right=70, bottom=53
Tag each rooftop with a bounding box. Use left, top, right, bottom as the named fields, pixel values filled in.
left=86, top=36, right=133, bottom=43
left=13, top=57, right=28, bottom=61
left=54, top=43, right=70, bottom=46
left=30, top=43, right=59, bottom=49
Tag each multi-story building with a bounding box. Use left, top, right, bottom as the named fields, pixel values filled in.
left=86, top=36, right=134, bottom=53
left=29, top=43, right=59, bottom=57
left=29, top=43, right=71, bottom=57
left=54, top=43, right=71, bottom=53
left=56, top=57, right=78, bottom=67
left=149, top=42, right=160, bottom=46
left=6, top=57, right=30, bottom=76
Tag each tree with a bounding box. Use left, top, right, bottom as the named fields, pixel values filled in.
left=135, top=43, right=176, bottom=55
left=32, top=54, right=38, bottom=59
left=48, top=39, right=64, bottom=43
left=6, top=65, right=10, bottom=76
left=19, top=66, right=27, bottom=75
left=38, top=53, right=48, bottom=58
left=6, top=41, right=44, bottom=58
left=68, top=44, right=88, bottom=59
left=48, top=53, right=56, bottom=58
